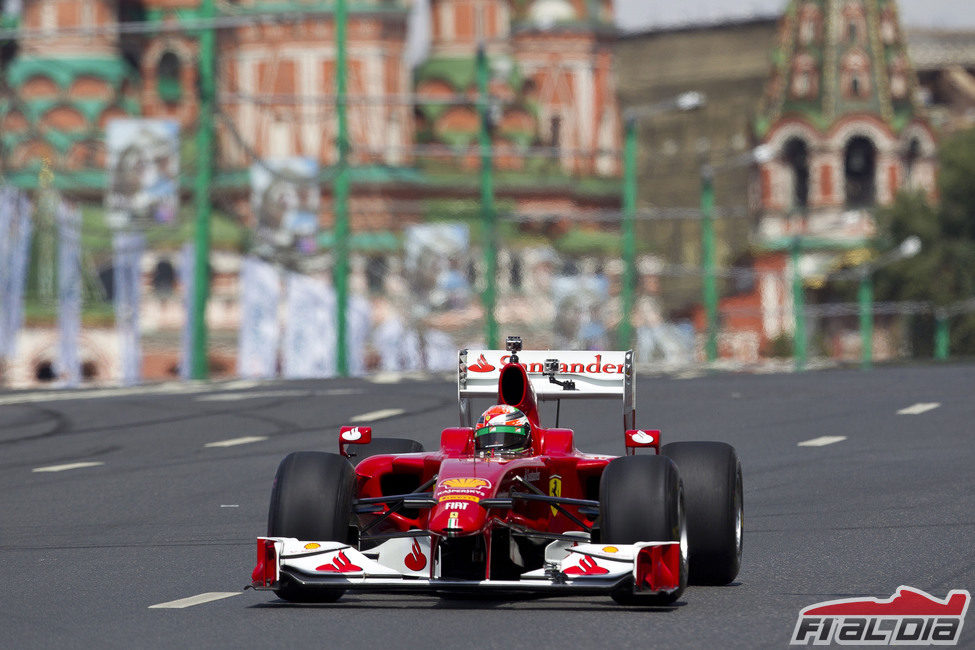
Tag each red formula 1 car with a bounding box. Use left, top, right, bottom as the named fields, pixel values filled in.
left=251, top=337, right=743, bottom=605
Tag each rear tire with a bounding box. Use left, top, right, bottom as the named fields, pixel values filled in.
left=267, top=452, right=355, bottom=602
left=661, top=441, right=742, bottom=585
left=600, top=455, right=687, bottom=605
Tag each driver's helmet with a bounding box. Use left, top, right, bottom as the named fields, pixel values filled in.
left=474, top=405, right=532, bottom=453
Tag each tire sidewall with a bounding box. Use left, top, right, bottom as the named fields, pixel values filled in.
left=661, top=441, right=742, bottom=585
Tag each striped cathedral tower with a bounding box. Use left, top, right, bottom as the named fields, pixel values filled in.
left=747, top=0, right=938, bottom=347
left=755, top=0, right=937, bottom=243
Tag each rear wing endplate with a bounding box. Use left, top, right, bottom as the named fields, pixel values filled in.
left=457, top=349, right=635, bottom=432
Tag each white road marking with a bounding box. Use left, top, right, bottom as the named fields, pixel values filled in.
left=32, top=461, right=104, bottom=473
left=0, top=379, right=282, bottom=406
left=197, top=388, right=364, bottom=402
left=798, top=436, right=847, bottom=447
left=204, top=436, right=268, bottom=448
left=220, top=504, right=239, bottom=508
left=149, top=592, right=240, bottom=609
left=350, top=408, right=405, bottom=422
left=197, top=390, right=309, bottom=402
left=367, top=372, right=404, bottom=384
left=897, top=402, right=941, bottom=415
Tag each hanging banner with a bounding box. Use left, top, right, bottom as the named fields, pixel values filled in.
left=105, top=118, right=180, bottom=231
left=404, top=223, right=472, bottom=313
left=346, top=293, right=371, bottom=376
left=282, top=273, right=335, bottom=378
left=0, top=188, right=32, bottom=362
left=250, top=158, right=319, bottom=256
left=237, top=256, right=281, bottom=378
left=56, top=202, right=82, bottom=386
left=112, top=231, right=144, bottom=385
left=179, top=243, right=195, bottom=381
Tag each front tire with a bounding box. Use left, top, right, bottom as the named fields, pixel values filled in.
left=267, top=452, right=355, bottom=602
left=661, top=441, right=742, bottom=585
left=600, top=455, right=687, bottom=605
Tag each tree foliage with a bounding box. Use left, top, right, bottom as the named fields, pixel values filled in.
left=875, top=128, right=975, bottom=356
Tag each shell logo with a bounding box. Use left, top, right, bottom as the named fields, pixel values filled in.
left=602, top=546, right=619, bottom=554
left=441, top=477, right=491, bottom=489
left=304, top=543, right=321, bottom=550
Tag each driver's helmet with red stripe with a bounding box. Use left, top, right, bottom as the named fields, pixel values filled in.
left=475, top=405, right=531, bottom=453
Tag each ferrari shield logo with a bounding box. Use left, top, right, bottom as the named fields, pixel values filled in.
left=549, top=475, right=562, bottom=516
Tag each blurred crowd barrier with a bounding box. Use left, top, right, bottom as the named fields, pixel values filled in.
left=4, top=182, right=969, bottom=389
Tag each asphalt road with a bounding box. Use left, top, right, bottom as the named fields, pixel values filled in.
left=1, top=364, right=973, bottom=649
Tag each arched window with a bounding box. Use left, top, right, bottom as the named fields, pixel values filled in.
left=784, top=138, right=810, bottom=210
left=841, top=50, right=871, bottom=100
left=904, top=138, right=921, bottom=184
left=791, top=53, right=819, bottom=99
left=844, top=136, right=877, bottom=207
left=156, top=51, right=182, bottom=105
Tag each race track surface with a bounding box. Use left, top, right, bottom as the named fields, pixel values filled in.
left=1, top=364, right=973, bottom=648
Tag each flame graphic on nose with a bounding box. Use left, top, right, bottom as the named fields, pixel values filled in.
left=404, top=538, right=427, bottom=571
left=316, top=550, right=363, bottom=573
left=564, top=555, right=609, bottom=576
left=468, top=354, right=496, bottom=373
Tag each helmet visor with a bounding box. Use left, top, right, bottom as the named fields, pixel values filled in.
left=475, top=425, right=530, bottom=451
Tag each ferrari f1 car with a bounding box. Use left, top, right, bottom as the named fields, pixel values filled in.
left=251, top=337, right=743, bottom=605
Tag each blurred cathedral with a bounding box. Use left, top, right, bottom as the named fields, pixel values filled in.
left=614, top=0, right=964, bottom=361
left=0, top=0, right=622, bottom=226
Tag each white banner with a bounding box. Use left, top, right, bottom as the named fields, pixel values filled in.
left=105, top=119, right=180, bottom=230
left=0, top=188, right=32, bottom=362
left=282, top=273, right=334, bottom=378
left=179, top=243, right=195, bottom=380
left=57, top=203, right=82, bottom=386
left=237, top=256, right=281, bottom=378
left=251, top=158, right=319, bottom=256
left=346, top=293, right=370, bottom=376
left=112, top=231, right=144, bottom=385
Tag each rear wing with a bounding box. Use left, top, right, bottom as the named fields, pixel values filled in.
left=457, top=349, right=635, bottom=432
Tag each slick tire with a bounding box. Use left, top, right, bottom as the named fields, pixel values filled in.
left=353, top=437, right=424, bottom=466
left=661, top=441, right=742, bottom=586
left=600, top=455, right=687, bottom=606
left=267, top=451, right=355, bottom=602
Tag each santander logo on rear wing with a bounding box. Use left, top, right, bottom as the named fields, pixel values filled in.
left=457, top=348, right=635, bottom=430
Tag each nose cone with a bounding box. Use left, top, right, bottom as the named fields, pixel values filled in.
left=430, top=476, right=493, bottom=536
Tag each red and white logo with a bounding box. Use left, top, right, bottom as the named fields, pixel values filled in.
left=467, top=354, right=496, bottom=373
left=564, top=555, right=609, bottom=576
left=315, top=550, right=363, bottom=574
left=341, top=427, right=364, bottom=442
left=404, top=538, right=427, bottom=572
left=630, top=430, right=655, bottom=445
left=791, top=586, right=970, bottom=645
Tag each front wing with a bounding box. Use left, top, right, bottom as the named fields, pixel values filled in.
left=251, top=536, right=681, bottom=597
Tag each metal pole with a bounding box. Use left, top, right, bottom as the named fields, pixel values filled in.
left=334, top=0, right=350, bottom=376
left=619, top=116, right=637, bottom=349
left=934, top=309, right=949, bottom=361
left=858, top=268, right=873, bottom=370
left=700, top=165, right=718, bottom=362
left=791, top=236, right=806, bottom=371
left=477, top=44, right=497, bottom=349
left=191, top=0, right=215, bottom=379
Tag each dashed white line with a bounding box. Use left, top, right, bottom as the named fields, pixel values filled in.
left=897, top=402, right=941, bottom=415
left=196, top=390, right=309, bottom=402
left=149, top=592, right=240, bottom=609
left=32, top=461, right=104, bottom=473
left=220, top=504, right=239, bottom=508
left=351, top=408, right=405, bottom=422
left=204, top=436, right=268, bottom=448
left=798, top=436, right=847, bottom=447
